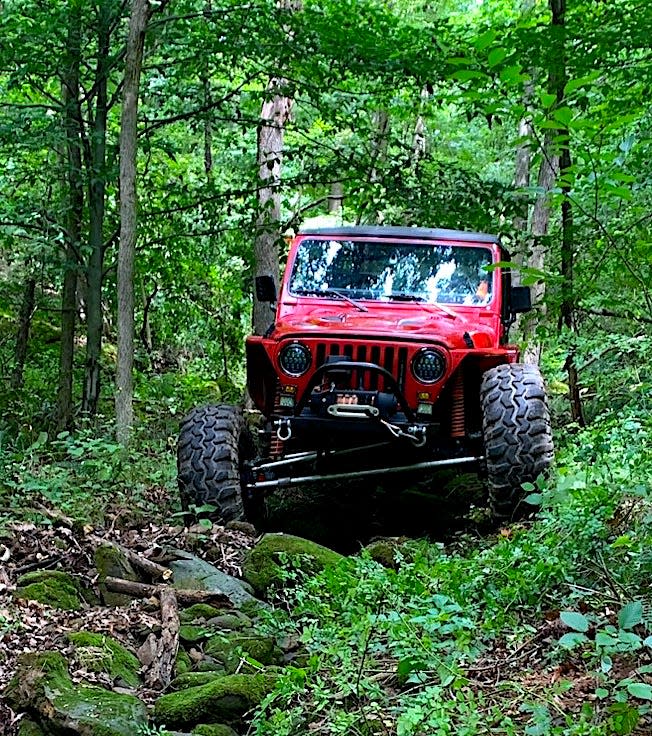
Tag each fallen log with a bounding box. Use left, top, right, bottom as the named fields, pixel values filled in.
left=103, top=576, right=231, bottom=606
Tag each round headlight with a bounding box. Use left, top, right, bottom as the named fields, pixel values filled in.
left=411, top=348, right=446, bottom=384
left=279, top=342, right=311, bottom=377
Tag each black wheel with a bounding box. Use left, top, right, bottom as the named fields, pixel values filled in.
left=480, top=363, right=554, bottom=519
left=177, top=404, right=250, bottom=522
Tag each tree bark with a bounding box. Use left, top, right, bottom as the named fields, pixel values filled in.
left=203, top=77, right=213, bottom=176
left=82, top=0, right=113, bottom=417
left=521, top=132, right=558, bottom=365
left=116, top=0, right=149, bottom=445
left=144, top=587, right=179, bottom=690
left=253, top=81, right=293, bottom=336
left=252, top=0, right=302, bottom=337
left=57, top=0, right=83, bottom=431
left=11, top=271, right=36, bottom=390
left=550, top=0, right=585, bottom=425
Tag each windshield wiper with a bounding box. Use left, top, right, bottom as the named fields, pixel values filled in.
left=387, top=293, right=427, bottom=302
left=294, top=287, right=368, bottom=312
left=387, top=293, right=459, bottom=320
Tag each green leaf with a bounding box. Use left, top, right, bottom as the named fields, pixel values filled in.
left=560, top=611, right=589, bottom=632
left=619, top=601, right=643, bottom=630
left=596, top=630, right=618, bottom=647
left=474, top=29, right=496, bottom=50
left=643, top=636, right=652, bottom=648
left=450, top=69, right=489, bottom=82
left=540, top=92, right=557, bottom=108
left=564, top=73, right=600, bottom=95
left=559, top=632, right=588, bottom=648
left=524, top=493, right=543, bottom=506
left=487, top=48, right=507, bottom=67
left=626, top=682, right=652, bottom=700
left=553, top=106, right=574, bottom=127
left=499, top=65, right=523, bottom=84
left=596, top=687, right=610, bottom=699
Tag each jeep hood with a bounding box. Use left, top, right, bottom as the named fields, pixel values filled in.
left=275, top=306, right=496, bottom=349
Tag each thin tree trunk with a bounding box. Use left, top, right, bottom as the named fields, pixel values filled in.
left=328, top=181, right=343, bottom=214
left=11, top=271, right=36, bottom=390
left=203, top=77, right=213, bottom=176
left=57, top=0, right=83, bottom=431
left=253, top=0, right=301, bottom=336
left=82, top=0, right=112, bottom=417
left=116, top=0, right=149, bottom=445
left=522, top=133, right=558, bottom=365
left=550, top=0, right=584, bottom=425
left=253, top=81, right=293, bottom=336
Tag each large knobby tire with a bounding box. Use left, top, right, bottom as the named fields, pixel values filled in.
left=177, top=404, right=249, bottom=522
left=480, top=363, right=554, bottom=519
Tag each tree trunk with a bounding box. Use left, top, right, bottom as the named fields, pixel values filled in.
left=550, top=0, right=585, bottom=425
left=252, top=0, right=302, bottom=336
left=203, top=77, right=213, bottom=176
left=82, top=0, right=112, bottom=417
left=116, top=0, right=149, bottom=445
left=328, top=181, right=343, bottom=214
left=253, top=81, right=293, bottom=336
left=11, top=271, right=36, bottom=390
left=57, top=0, right=83, bottom=431
left=521, top=133, right=558, bottom=365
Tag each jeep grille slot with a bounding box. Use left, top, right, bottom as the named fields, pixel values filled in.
left=314, top=341, right=408, bottom=392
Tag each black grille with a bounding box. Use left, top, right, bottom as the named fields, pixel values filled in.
left=314, top=341, right=408, bottom=391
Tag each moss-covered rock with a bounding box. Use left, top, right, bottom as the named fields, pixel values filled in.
left=170, top=671, right=226, bottom=691
left=205, top=633, right=279, bottom=669
left=154, top=673, right=278, bottom=728
left=14, top=570, right=87, bottom=611
left=95, top=543, right=141, bottom=606
left=5, top=651, right=148, bottom=736
left=194, top=657, right=228, bottom=673
left=192, top=725, right=239, bottom=736
left=67, top=632, right=141, bottom=687
left=180, top=624, right=214, bottom=643
left=363, top=539, right=401, bottom=569
left=175, top=648, right=193, bottom=676
left=17, top=720, right=46, bottom=736
left=207, top=612, right=252, bottom=631
left=180, top=603, right=224, bottom=623
left=242, top=533, right=344, bottom=596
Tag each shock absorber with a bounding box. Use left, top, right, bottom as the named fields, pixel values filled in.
left=450, top=368, right=465, bottom=439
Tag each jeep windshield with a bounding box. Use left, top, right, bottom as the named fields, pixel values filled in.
left=288, top=239, right=494, bottom=306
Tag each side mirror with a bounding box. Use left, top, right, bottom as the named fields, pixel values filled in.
left=510, top=285, right=532, bottom=314
left=255, top=275, right=277, bottom=303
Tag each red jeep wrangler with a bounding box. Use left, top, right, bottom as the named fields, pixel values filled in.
left=178, top=226, right=553, bottom=521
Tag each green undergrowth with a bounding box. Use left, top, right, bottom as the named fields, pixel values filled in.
left=251, top=403, right=652, bottom=735
left=0, top=426, right=177, bottom=528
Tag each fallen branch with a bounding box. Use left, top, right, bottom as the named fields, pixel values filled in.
left=104, top=576, right=231, bottom=606
left=145, top=587, right=179, bottom=689
left=93, top=538, right=172, bottom=581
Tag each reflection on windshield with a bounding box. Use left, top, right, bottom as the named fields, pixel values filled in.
left=289, top=239, right=493, bottom=305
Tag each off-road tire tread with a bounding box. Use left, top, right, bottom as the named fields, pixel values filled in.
left=480, top=363, right=554, bottom=518
left=177, top=404, right=246, bottom=521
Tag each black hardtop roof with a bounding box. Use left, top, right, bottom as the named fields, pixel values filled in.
left=297, top=225, right=500, bottom=244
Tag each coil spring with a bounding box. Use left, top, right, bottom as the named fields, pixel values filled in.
left=450, top=369, right=465, bottom=438
left=269, top=384, right=285, bottom=458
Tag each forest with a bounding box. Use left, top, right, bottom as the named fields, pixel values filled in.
left=0, top=0, right=651, bottom=734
